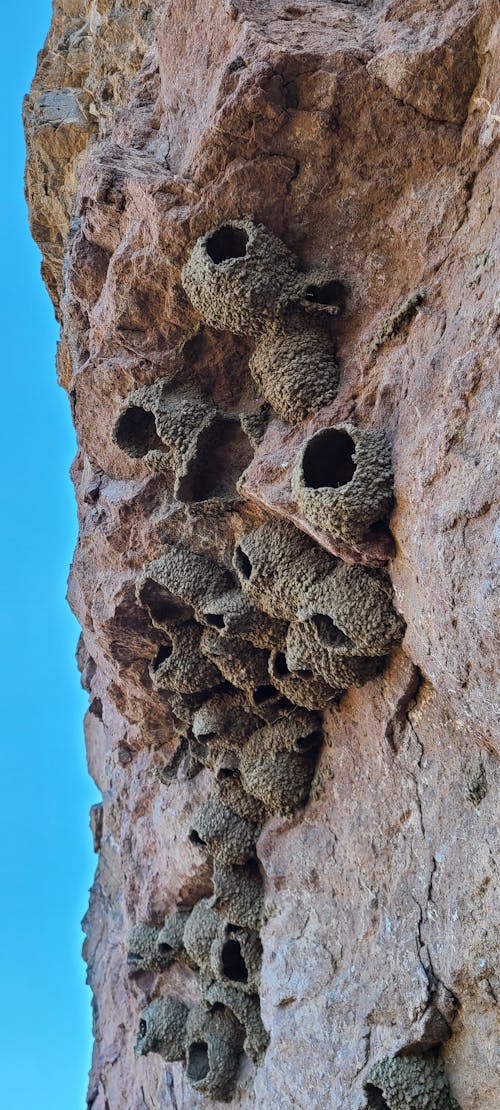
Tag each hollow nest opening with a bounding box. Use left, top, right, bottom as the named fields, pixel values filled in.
left=234, top=858, right=261, bottom=880
left=206, top=225, right=249, bottom=264
left=115, top=406, right=165, bottom=458
left=364, top=1084, right=390, bottom=1110
left=196, top=730, right=217, bottom=745
left=234, top=547, right=252, bottom=580
left=303, top=279, right=345, bottom=310
left=217, top=766, right=240, bottom=782
left=272, top=654, right=316, bottom=685
left=272, top=652, right=289, bottom=678
left=205, top=612, right=226, bottom=629
left=151, top=642, right=173, bottom=671
left=189, top=829, right=206, bottom=847
left=296, top=729, right=323, bottom=751
left=311, top=614, right=352, bottom=650
left=187, top=1040, right=210, bottom=1082
left=178, top=417, right=253, bottom=503
left=253, top=683, right=279, bottom=705
left=302, top=428, right=356, bottom=490
left=140, top=580, right=193, bottom=625
left=221, top=938, right=248, bottom=983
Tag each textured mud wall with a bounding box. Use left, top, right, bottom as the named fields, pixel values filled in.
left=24, top=2, right=499, bottom=1108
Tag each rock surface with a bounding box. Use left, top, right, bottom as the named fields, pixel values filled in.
left=24, top=1, right=499, bottom=1108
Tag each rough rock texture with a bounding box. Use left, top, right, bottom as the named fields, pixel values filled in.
left=24, top=1, right=499, bottom=1108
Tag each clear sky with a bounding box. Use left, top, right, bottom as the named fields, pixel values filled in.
left=0, top=4, right=98, bottom=1107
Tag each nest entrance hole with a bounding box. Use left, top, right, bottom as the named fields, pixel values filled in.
left=189, top=829, right=206, bottom=847
left=151, top=642, right=173, bottom=671
left=115, top=406, right=165, bottom=457
left=179, top=417, right=253, bottom=503
left=217, top=766, right=239, bottom=782
left=140, top=580, right=193, bottom=625
left=302, top=428, right=356, bottom=490
left=234, top=547, right=252, bottom=580
left=235, top=858, right=260, bottom=879
left=253, top=683, right=278, bottom=705
left=206, top=225, right=249, bottom=263
left=296, top=729, right=323, bottom=751
left=364, top=1085, right=389, bottom=1110
left=312, top=614, right=351, bottom=649
left=205, top=612, right=225, bottom=629
left=273, top=652, right=289, bottom=677
left=221, top=938, right=248, bottom=983
left=187, top=1041, right=210, bottom=1081
left=304, top=279, right=345, bottom=309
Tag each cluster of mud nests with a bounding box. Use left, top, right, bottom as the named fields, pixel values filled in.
left=115, top=220, right=458, bottom=1103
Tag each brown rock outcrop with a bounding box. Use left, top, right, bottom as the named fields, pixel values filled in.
left=25, top=1, right=499, bottom=1108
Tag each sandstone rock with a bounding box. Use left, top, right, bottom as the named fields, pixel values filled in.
left=25, top=0, right=499, bottom=1107
left=367, top=20, right=480, bottom=125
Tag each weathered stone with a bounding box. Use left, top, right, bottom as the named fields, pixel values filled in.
left=25, top=0, right=499, bottom=1107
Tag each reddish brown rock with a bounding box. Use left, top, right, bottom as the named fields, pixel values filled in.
left=25, top=0, right=499, bottom=1107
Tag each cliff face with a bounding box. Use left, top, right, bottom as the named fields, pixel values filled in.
left=24, top=2, right=499, bottom=1108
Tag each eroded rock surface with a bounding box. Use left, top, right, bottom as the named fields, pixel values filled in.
left=25, top=1, right=499, bottom=1107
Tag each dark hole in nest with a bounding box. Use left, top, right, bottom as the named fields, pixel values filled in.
left=234, top=858, right=260, bottom=879
left=304, top=279, right=345, bottom=308
left=296, top=729, right=323, bottom=751
left=302, top=428, right=356, bottom=490
left=217, top=767, right=238, bottom=781
left=187, top=1041, right=210, bottom=1082
left=127, top=951, right=141, bottom=963
left=205, top=612, right=225, bottom=629
left=235, top=547, right=252, bottom=580
left=221, top=938, right=248, bottom=983
left=140, top=579, right=192, bottom=625
left=139, top=1019, right=147, bottom=1038
left=115, top=406, right=165, bottom=458
left=151, top=642, right=173, bottom=671
left=273, top=652, right=289, bottom=677
left=253, top=683, right=278, bottom=704
left=364, top=1085, right=390, bottom=1110
left=206, top=224, right=249, bottom=263
left=277, top=697, right=294, bottom=713
left=312, top=614, right=351, bottom=649
left=197, top=730, right=216, bottom=744
left=180, top=417, right=253, bottom=504
left=189, top=829, right=206, bottom=847
left=157, top=941, right=172, bottom=955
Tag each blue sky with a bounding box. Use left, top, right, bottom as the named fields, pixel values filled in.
left=0, top=5, right=98, bottom=1106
